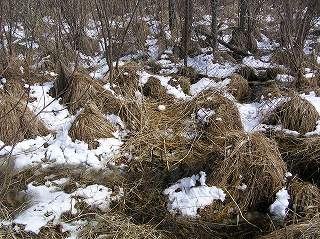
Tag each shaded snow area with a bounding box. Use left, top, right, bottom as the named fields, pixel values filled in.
left=269, top=188, right=290, bottom=219
left=13, top=183, right=122, bottom=234
left=163, top=172, right=226, bottom=217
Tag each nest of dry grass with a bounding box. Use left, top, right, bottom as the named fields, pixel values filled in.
left=69, top=102, right=116, bottom=149
left=259, top=218, right=320, bottom=239
left=204, top=131, right=287, bottom=219
left=266, top=96, right=319, bottom=134
left=272, top=133, right=320, bottom=184
left=55, top=70, right=122, bottom=114
left=121, top=98, right=195, bottom=167
left=113, top=62, right=141, bottom=96
left=142, top=77, right=173, bottom=101
left=288, top=178, right=320, bottom=221
left=0, top=96, right=50, bottom=145
left=192, top=90, right=243, bottom=137
left=79, top=213, right=170, bottom=239
left=227, top=74, right=250, bottom=101
left=238, top=65, right=258, bottom=81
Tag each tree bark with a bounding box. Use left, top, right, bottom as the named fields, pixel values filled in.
left=182, top=0, right=193, bottom=66
left=239, top=0, right=248, bottom=30
left=210, top=0, right=219, bottom=54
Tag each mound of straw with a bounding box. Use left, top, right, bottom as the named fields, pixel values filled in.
left=259, top=218, right=320, bottom=239
left=0, top=96, right=50, bottom=145
left=227, top=74, right=250, bottom=101
left=192, top=90, right=243, bottom=137
left=205, top=131, right=287, bottom=219
left=121, top=98, right=195, bottom=167
left=55, top=69, right=122, bottom=114
left=288, top=178, right=320, bottom=221
left=142, top=77, right=172, bottom=101
left=273, top=134, right=320, bottom=184
left=266, top=96, right=318, bottom=134
left=113, top=62, right=141, bottom=96
left=79, top=214, right=169, bottom=239
left=69, top=102, right=115, bottom=149
left=238, top=65, right=258, bottom=81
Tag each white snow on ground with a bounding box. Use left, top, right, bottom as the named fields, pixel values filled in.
left=243, top=56, right=273, bottom=69
left=28, top=82, right=71, bottom=130
left=276, top=74, right=295, bottom=83
left=0, top=82, right=123, bottom=170
left=269, top=188, right=290, bottom=219
left=257, top=34, right=279, bottom=51
left=190, top=78, right=230, bottom=96
left=14, top=183, right=77, bottom=234
left=188, top=54, right=237, bottom=78
left=13, top=183, right=123, bottom=234
left=163, top=171, right=226, bottom=217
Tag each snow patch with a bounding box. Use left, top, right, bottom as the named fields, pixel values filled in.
left=163, top=172, right=226, bottom=217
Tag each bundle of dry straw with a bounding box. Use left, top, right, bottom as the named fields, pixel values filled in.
left=69, top=102, right=116, bottom=149
left=0, top=96, right=50, bottom=145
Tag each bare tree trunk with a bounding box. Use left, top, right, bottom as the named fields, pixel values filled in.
left=210, top=0, right=219, bottom=55
left=239, top=0, right=248, bottom=30
left=182, top=0, right=193, bottom=67
left=169, top=0, right=177, bottom=36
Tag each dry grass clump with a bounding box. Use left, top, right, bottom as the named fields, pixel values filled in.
left=288, top=178, right=320, bottom=221
left=69, top=102, right=116, bottom=149
left=121, top=99, right=195, bottom=167
left=177, top=66, right=199, bottom=84
left=79, top=214, right=170, bottom=239
left=142, top=77, right=173, bottom=101
left=206, top=131, right=287, bottom=218
left=273, top=134, right=320, bottom=184
left=238, top=65, right=258, bottom=81
left=0, top=78, right=27, bottom=99
left=113, top=62, right=141, bottom=96
left=227, top=74, right=250, bottom=101
left=191, top=90, right=243, bottom=137
left=296, top=76, right=319, bottom=91
left=0, top=96, right=50, bottom=145
left=259, top=218, right=320, bottom=239
left=55, top=70, right=122, bottom=114
left=266, top=96, right=318, bottom=134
